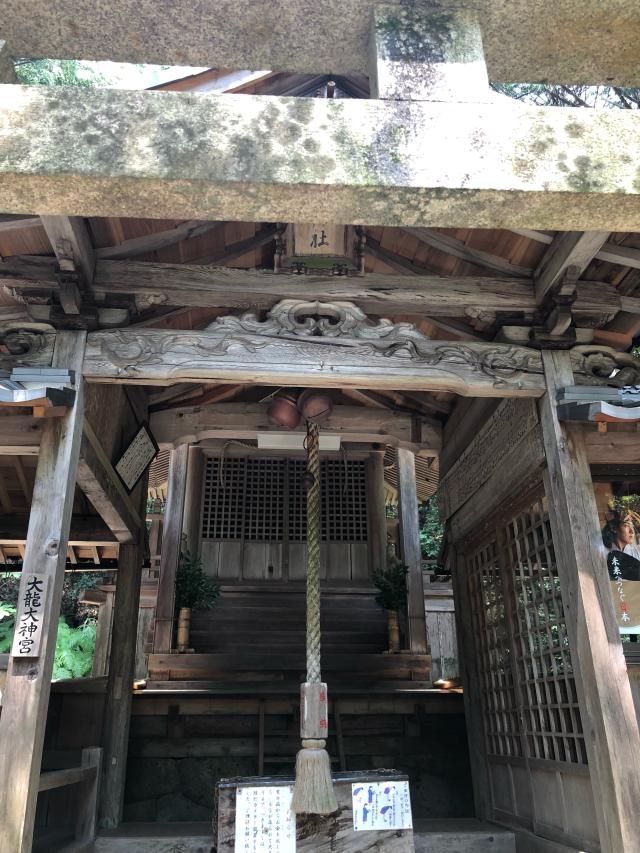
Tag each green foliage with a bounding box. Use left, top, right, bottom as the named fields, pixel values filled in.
left=14, top=59, right=105, bottom=87
left=373, top=562, right=408, bottom=612
left=0, top=606, right=95, bottom=679
left=0, top=604, right=16, bottom=653
left=175, top=550, right=220, bottom=612
left=53, top=619, right=96, bottom=680
left=491, top=82, right=640, bottom=110
left=419, top=498, right=444, bottom=561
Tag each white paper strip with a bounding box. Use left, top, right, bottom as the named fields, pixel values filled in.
left=234, top=785, right=296, bottom=853
left=352, top=781, right=413, bottom=831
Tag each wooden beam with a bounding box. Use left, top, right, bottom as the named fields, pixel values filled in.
left=76, top=419, right=141, bottom=543
left=40, top=216, right=95, bottom=316
left=0, top=514, right=117, bottom=545
left=0, top=415, right=46, bottom=453
left=540, top=351, right=640, bottom=853
left=0, top=331, right=86, bottom=853
left=99, top=479, right=148, bottom=829
left=403, top=228, right=531, bottom=277
left=95, top=220, right=219, bottom=260
left=511, top=228, right=640, bottom=272
left=4, top=87, right=640, bottom=230
left=152, top=444, right=189, bottom=654
left=534, top=231, right=610, bottom=305
left=2, top=257, right=622, bottom=321
left=0, top=215, right=42, bottom=234
left=150, top=403, right=441, bottom=454
left=82, top=326, right=547, bottom=398
left=188, top=224, right=277, bottom=265
left=396, top=447, right=427, bottom=655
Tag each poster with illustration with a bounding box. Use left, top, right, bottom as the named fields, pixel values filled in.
left=602, top=505, right=640, bottom=632
left=352, top=781, right=412, bottom=831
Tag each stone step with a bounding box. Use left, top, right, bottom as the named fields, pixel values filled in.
left=94, top=823, right=212, bottom=853
left=414, top=819, right=516, bottom=853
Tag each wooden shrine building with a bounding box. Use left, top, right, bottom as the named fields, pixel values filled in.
left=1, top=2, right=640, bottom=851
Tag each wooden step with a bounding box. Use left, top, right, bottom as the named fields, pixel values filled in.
left=413, top=819, right=515, bottom=853
left=148, top=652, right=431, bottom=682
left=142, top=680, right=435, bottom=694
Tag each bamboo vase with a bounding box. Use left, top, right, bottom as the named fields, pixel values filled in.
left=388, top=610, right=400, bottom=653
left=177, top=607, right=191, bottom=652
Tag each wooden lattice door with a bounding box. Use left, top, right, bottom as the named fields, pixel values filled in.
left=464, top=487, right=599, bottom=851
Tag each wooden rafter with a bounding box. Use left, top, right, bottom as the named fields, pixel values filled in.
left=403, top=227, right=531, bottom=277
left=188, top=224, right=278, bottom=266
left=94, top=219, right=220, bottom=260
left=511, top=228, right=640, bottom=274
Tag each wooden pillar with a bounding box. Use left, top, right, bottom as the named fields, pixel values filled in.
left=152, top=443, right=189, bottom=653
left=99, top=497, right=147, bottom=829
left=0, top=332, right=86, bottom=853
left=540, top=350, right=640, bottom=853
left=448, top=543, right=491, bottom=820
left=366, top=450, right=387, bottom=575
left=396, top=447, right=427, bottom=654
left=91, top=590, right=114, bottom=677
left=182, top=445, right=204, bottom=555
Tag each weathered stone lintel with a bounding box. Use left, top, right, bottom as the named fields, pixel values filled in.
left=2, top=1, right=640, bottom=86
left=3, top=86, right=640, bottom=229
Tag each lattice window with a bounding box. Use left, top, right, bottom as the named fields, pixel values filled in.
left=202, top=458, right=246, bottom=540
left=468, top=536, right=523, bottom=758
left=288, top=459, right=368, bottom=542
left=505, top=496, right=587, bottom=765
left=244, top=458, right=285, bottom=541
left=202, top=456, right=368, bottom=544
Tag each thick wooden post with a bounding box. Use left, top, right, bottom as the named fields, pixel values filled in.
left=99, top=483, right=147, bottom=829
left=366, top=450, right=387, bottom=576
left=182, top=445, right=204, bottom=555
left=540, top=350, right=640, bottom=853
left=152, top=444, right=189, bottom=653
left=0, top=332, right=86, bottom=853
left=396, top=447, right=427, bottom=654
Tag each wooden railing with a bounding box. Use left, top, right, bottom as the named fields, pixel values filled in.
left=38, top=747, right=102, bottom=851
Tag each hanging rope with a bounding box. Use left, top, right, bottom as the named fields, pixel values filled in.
left=291, top=420, right=337, bottom=815
left=305, top=420, right=322, bottom=683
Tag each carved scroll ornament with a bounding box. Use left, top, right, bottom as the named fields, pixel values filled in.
left=93, top=299, right=545, bottom=389
left=570, top=346, right=640, bottom=387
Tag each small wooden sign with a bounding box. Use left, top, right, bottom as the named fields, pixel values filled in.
left=114, top=423, right=158, bottom=492
left=11, top=573, right=48, bottom=658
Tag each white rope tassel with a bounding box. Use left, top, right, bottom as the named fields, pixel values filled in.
left=292, top=423, right=337, bottom=815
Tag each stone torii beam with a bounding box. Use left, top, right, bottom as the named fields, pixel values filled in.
left=1, top=0, right=640, bottom=85
left=2, top=84, right=640, bottom=230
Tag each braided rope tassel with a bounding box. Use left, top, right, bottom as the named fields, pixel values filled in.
left=291, top=420, right=337, bottom=815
